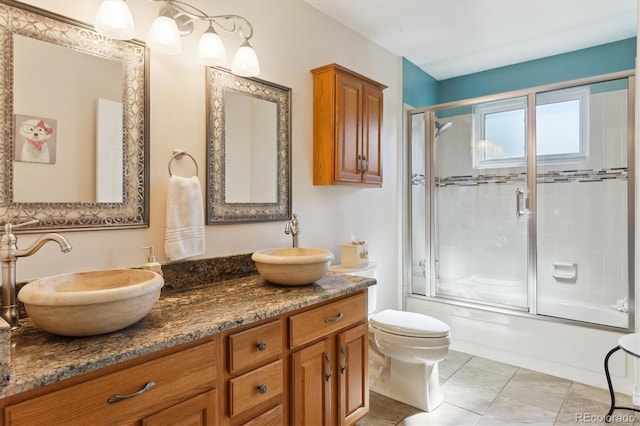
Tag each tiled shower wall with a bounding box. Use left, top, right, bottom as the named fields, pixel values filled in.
left=431, top=89, right=628, bottom=309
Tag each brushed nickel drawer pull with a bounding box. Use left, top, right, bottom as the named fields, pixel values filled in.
left=257, top=341, right=267, bottom=351
left=108, top=381, right=155, bottom=403
left=324, top=312, right=343, bottom=324
left=326, top=353, right=333, bottom=382
left=340, top=346, right=348, bottom=374
left=257, top=384, right=268, bottom=394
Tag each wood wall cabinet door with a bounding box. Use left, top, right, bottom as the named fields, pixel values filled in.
left=291, top=339, right=333, bottom=426
left=312, top=63, right=386, bottom=187
left=361, top=85, right=383, bottom=185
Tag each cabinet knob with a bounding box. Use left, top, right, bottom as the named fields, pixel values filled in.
left=257, top=341, right=267, bottom=351
left=257, top=384, right=268, bottom=394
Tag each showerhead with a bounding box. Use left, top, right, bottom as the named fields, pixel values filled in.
left=435, top=120, right=452, bottom=138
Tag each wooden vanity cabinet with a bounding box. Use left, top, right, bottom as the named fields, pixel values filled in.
left=220, top=319, right=286, bottom=425
left=290, top=291, right=369, bottom=426
left=312, top=63, right=386, bottom=187
left=1, top=290, right=370, bottom=426
left=2, top=337, right=218, bottom=426
left=219, top=291, right=369, bottom=426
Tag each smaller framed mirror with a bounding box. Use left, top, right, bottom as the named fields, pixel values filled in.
left=206, top=67, right=291, bottom=223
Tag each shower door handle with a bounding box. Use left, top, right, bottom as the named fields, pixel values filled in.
left=515, top=188, right=525, bottom=218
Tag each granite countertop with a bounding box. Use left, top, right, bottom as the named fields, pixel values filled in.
left=1, top=270, right=375, bottom=399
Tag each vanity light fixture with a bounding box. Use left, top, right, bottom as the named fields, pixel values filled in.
left=94, top=0, right=135, bottom=40
left=94, top=0, right=260, bottom=77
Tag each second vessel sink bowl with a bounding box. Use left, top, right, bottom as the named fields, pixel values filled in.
left=252, top=247, right=334, bottom=286
left=18, top=269, right=164, bottom=336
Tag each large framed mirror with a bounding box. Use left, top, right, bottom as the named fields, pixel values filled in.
left=206, top=67, right=291, bottom=223
left=0, top=0, right=148, bottom=231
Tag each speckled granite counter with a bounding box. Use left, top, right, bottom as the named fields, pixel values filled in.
left=2, top=266, right=375, bottom=399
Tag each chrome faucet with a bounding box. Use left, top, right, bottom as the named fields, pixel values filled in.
left=284, top=213, right=300, bottom=247
left=0, top=220, right=72, bottom=328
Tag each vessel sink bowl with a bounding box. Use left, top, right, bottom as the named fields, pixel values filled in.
left=252, top=247, right=334, bottom=286
left=18, top=269, right=164, bottom=337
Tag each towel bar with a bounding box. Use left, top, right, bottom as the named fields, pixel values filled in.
left=168, top=149, right=199, bottom=177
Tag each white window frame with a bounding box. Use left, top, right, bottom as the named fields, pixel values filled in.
left=472, top=96, right=527, bottom=169
left=472, top=87, right=589, bottom=169
left=535, top=86, right=590, bottom=164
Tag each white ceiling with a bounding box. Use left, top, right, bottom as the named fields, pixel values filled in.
left=304, top=0, right=637, bottom=80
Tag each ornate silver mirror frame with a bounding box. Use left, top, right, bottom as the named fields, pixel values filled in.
left=0, top=0, right=148, bottom=231
left=206, top=67, right=291, bottom=223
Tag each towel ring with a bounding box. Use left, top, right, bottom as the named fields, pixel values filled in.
left=168, top=149, right=199, bottom=177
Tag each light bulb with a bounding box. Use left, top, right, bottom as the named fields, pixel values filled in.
left=231, top=40, right=260, bottom=77
left=197, top=26, right=227, bottom=66
left=95, top=0, right=135, bottom=40
left=147, top=15, right=181, bottom=55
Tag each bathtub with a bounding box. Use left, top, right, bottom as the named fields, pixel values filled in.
left=435, top=275, right=628, bottom=328
left=436, top=275, right=527, bottom=307
left=537, top=298, right=628, bottom=329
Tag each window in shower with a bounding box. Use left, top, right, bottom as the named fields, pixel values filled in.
left=472, top=87, right=589, bottom=169
left=407, top=73, right=634, bottom=329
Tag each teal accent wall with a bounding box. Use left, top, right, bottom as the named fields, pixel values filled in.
left=403, top=37, right=636, bottom=107
left=402, top=57, right=438, bottom=107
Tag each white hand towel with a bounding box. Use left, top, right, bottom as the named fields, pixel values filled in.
left=165, top=175, right=205, bottom=261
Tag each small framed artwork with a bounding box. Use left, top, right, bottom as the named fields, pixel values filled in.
left=14, top=114, right=57, bottom=164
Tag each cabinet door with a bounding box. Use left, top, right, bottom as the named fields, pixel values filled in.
left=361, top=84, right=383, bottom=185
left=338, top=323, right=369, bottom=426
left=335, top=73, right=363, bottom=183
left=291, top=339, right=333, bottom=426
left=142, top=389, right=217, bottom=426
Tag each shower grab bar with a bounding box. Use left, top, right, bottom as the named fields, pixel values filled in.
left=515, top=188, right=525, bottom=218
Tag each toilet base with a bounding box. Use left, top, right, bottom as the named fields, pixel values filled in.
left=369, top=356, right=443, bottom=412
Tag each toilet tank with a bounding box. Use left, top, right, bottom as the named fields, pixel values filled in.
left=330, top=262, right=377, bottom=314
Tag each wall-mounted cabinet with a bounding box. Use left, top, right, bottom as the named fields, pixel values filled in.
left=312, top=64, right=387, bottom=187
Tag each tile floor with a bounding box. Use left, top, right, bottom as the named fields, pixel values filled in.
left=358, top=350, right=638, bottom=426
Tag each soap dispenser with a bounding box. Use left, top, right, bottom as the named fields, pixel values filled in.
left=142, top=246, right=163, bottom=276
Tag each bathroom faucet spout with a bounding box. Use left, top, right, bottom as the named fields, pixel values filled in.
left=0, top=221, right=72, bottom=328
left=284, top=213, right=300, bottom=248
left=14, top=233, right=72, bottom=258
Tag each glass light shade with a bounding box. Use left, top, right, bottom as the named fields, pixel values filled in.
left=197, top=28, right=227, bottom=66
left=231, top=41, right=260, bottom=77
left=146, top=16, right=181, bottom=55
left=95, top=0, right=135, bottom=40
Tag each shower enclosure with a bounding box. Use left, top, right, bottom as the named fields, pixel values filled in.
left=407, top=72, right=634, bottom=329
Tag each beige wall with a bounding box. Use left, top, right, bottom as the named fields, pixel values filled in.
left=16, top=0, right=403, bottom=312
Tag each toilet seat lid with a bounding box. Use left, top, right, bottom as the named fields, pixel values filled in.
left=370, top=309, right=450, bottom=338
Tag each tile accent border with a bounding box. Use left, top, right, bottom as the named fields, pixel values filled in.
left=431, top=167, right=628, bottom=187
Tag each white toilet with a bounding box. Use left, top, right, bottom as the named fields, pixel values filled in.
left=330, top=263, right=451, bottom=412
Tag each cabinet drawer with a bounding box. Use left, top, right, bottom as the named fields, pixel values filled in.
left=229, top=359, right=283, bottom=417
left=242, top=404, right=283, bottom=426
left=229, top=320, right=282, bottom=373
left=5, top=340, right=216, bottom=425
left=290, top=292, right=366, bottom=348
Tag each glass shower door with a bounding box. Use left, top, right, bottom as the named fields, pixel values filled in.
left=535, top=79, right=631, bottom=328
left=431, top=101, right=529, bottom=309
